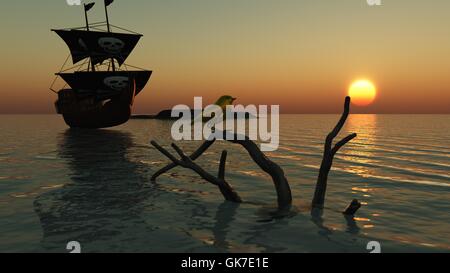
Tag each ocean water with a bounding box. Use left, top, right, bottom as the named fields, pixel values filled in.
left=0, top=114, right=449, bottom=253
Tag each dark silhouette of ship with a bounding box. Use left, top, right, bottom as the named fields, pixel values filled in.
left=51, top=0, right=152, bottom=128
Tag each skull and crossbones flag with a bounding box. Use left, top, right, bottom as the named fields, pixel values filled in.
left=52, top=29, right=142, bottom=66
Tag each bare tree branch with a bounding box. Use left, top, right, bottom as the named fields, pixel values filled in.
left=150, top=130, right=292, bottom=209
left=226, top=136, right=292, bottom=209
left=168, top=143, right=221, bottom=185
left=218, top=151, right=227, bottom=180
left=151, top=139, right=216, bottom=181
left=150, top=141, right=241, bottom=203
left=328, top=96, right=351, bottom=140
left=151, top=97, right=358, bottom=212
left=312, top=96, right=357, bottom=209
left=332, top=133, right=358, bottom=155
left=171, top=143, right=190, bottom=161
left=343, top=199, right=362, bottom=216
left=151, top=141, right=180, bottom=165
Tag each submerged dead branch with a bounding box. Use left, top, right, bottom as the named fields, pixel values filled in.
left=151, top=139, right=216, bottom=181
left=151, top=141, right=241, bottom=203
left=151, top=96, right=359, bottom=214
left=226, top=135, right=292, bottom=209
left=151, top=131, right=292, bottom=209
left=312, top=96, right=357, bottom=209
left=343, top=199, right=362, bottom=216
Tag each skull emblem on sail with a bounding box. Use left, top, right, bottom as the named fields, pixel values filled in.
left=98, top=37, right=125, bottom=54
left=104, top=76, right=130, bottom=91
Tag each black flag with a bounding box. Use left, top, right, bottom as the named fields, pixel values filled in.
left=84, top=2, right=95, bottom=12
left=105, top=0, right=114, bottom=7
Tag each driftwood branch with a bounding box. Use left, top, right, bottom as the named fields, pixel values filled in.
left=151, top=139, right=216, bottom=181
left=151, top=96, right=359, bottom=213
left=312, top=96, right=357, bottom=209
left=151, top=132, right=292, bottom=209
left=332, top=133, right=357, bottom=155
left=150, top=141, right=241, bottom=203
left=343, top=199, right=362, bottom=216
left=151, top=141, right=181, bottom=164
left=218, top=151, right=227, bottom=180
left=226, top=135, right=292, bottom=209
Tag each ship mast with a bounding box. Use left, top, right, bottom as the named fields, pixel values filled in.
left=84, top=2, right=96, bottom=72
left=105, top=1, right=111, bottom=33
left=104, top=0, right=116, bottom=72
left=84, top=4, right=90, bottom=31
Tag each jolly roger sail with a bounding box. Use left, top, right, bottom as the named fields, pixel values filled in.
left=52, top=29, right=142, bottom=66
left=50, top=1, right=152, bottom=129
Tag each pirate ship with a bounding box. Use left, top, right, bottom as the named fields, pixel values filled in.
left=50, top=0, right=152, bottom=128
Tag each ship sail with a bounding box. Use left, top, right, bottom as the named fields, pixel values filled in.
left=53, top=29, right=142, bottom=66
left=57, top=71, right=151, bottom=99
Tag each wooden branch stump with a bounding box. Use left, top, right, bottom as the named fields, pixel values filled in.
left=343, top=199, right=362, bottom=216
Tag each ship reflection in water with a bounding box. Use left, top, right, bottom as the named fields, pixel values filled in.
left=33, top=129, right=152, bottom=252
left=31, top=129, right=308, bottom=253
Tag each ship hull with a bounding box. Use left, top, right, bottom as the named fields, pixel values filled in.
left=57, top=80, right=137, bottom=129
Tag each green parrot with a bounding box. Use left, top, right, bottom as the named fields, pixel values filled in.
left=214, top=95, right=237, bottom=110
left=192, top=95, right=237, bottom=124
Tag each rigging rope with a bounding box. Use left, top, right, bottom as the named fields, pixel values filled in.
left=49, top=53, right=71, bottom=93
left=123, top=63, right=147, bottom=71
left=61, top=22, right=139, bottom=35
left=109, top=24, right=141, bottom=35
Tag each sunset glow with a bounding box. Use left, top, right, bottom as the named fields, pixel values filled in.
left=1, top=1, right=450, bottom=114
left=348, top=80, right=377, bottom=106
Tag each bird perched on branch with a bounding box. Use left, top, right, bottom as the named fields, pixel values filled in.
left=192, top=95, right=237, bottom=125
left=214, top=95, right=237, bottom=110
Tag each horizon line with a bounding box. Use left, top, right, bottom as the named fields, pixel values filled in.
left=1, top=113, right=450, bottom=115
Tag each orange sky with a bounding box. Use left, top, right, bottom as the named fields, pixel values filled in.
left=1, top=0, right=450, bottom=114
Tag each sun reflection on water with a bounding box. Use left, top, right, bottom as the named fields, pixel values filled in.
left=343, top=115, right=379, bottom=228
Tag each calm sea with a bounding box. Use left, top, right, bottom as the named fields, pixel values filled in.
left=0, top=115, right=449, bottom=253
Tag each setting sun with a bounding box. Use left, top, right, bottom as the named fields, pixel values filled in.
left=348, top=80, right=377, bottom=106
